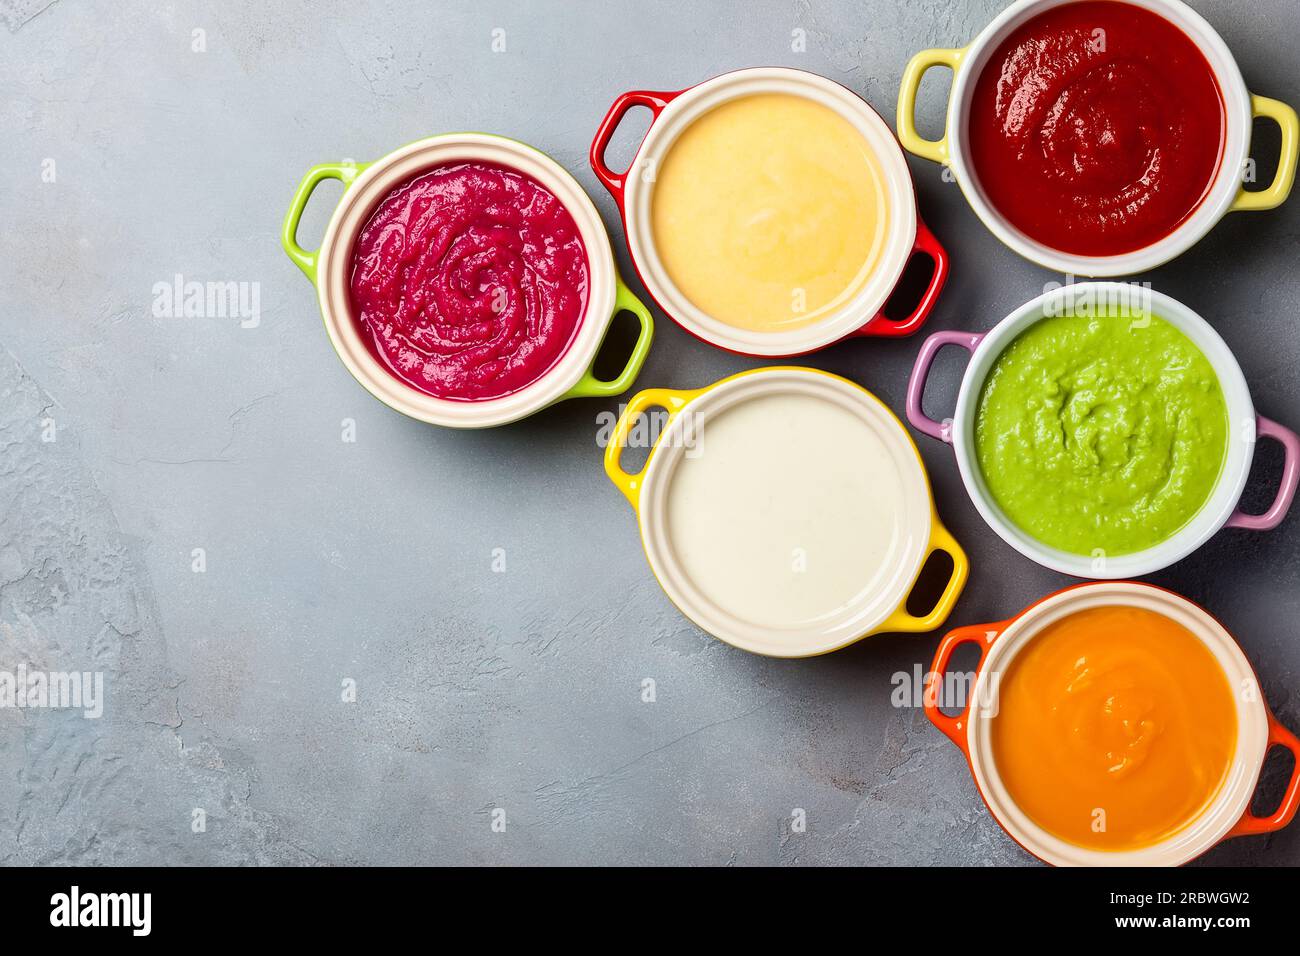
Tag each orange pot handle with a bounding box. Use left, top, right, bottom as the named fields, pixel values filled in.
left=1227, top=712, right=1300, bottom=838
left=923, top=621, right=1006, bottom=754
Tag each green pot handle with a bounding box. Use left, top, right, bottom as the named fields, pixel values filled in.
left=563, top=279, right=655, bottom=399
left=281, top=162, right=368, bottom=283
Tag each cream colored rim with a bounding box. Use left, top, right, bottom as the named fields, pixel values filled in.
left=946, top=0, right=1252, bottom=277
left=624, top=68, right=918, bottom=355
left=950, top=284, right=1255, bottom=578
left=966, top=582, right=1269, bottom=866
left=637, top=368, right=934, bottom=657
left=317, top=134, right=618, bottom=428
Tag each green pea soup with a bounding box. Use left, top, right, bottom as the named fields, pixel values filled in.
left=974, top=310, right=1228, bottom=557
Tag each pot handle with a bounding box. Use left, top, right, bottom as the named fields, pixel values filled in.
left=1225, top=415, right=1300, bottom=530
left=1230, top=95, right=1299, bottom=212
left=562, top=280, right=656, bottom=400
left=906, top=330, right=985, bottom=442
left=603, top=385, right=702, bottom=508
left=851, top=215, right=950, bottom=338
left=590, top=89, right=681, bottom=207
left=897, top=47, right=966, bottom=166
left=924, top=620, right=1005, bottom=752
left=280, top=162, right=368, bottom=282
left=879, top=518, right=969, bottom=633
left=1225, top=711, right=1300, bottom=838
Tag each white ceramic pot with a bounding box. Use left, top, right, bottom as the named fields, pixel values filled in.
left=928, top=582, right=1300, bottom=866
left=604, top=367, right=967, bottom=657
left=281, top=133, right=654, bottom=428
left=591, top=68, right=948, bottom=356
left=907, top=283, right=1300, bottom=578
left=897, top=0, right=1300, bottom=276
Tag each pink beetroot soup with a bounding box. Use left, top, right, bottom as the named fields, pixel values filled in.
left=349, top=161, right=589, bottom=402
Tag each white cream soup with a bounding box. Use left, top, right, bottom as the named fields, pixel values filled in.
left=664, top=391, right=910, bottom=628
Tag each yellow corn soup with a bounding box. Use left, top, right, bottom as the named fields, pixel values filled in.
left=651, top=93, right=890, bottom=332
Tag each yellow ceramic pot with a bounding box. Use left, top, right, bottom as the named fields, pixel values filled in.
left=605, top=367, right=967, bottom=657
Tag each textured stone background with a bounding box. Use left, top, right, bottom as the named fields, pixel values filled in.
left=0, top=0, right=1296, bottom=866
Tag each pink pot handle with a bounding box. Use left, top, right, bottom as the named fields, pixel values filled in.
left=906, top=329, right=985, bottom=443
left=1225, top=415, right=1300, bottom=531
left=852, top=214, right=950, bottom=339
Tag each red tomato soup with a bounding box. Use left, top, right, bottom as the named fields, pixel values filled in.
left=349, top=162, right=589, bottom=402
left=968, top=1, right=1225, bottom=256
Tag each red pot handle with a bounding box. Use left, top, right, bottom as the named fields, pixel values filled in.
left=923, top=621, right=1006, bottom=754
left=1226, top=711, right=1300, bottom=838
left=853, top=214, right=949, bottom=338
left=589, top=89, right=681, bottom=208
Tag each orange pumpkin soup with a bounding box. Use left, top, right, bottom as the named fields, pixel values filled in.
left=990, top=605, right=1237, bottom=851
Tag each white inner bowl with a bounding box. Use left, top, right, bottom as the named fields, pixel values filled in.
left=316, top=134, right=619, bottom=428
left=950, top=283, right=1255, bottom=579
left=624, top=68, right=919, bottom=356
left=965, top=582, right=1269, bottom=866
left=945, top=0, right=1252, bottom=276
left=638, top=369, right=935, bottom=657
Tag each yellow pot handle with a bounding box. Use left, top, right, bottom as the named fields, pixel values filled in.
left=603, top=386, right=701, bottom=509
left=1232, top=94, right=1300, bottom=212
left=896, top=46, right=966, bottom=166
left=879, top=516, right=969, bottom=633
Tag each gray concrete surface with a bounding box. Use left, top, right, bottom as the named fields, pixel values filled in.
left=0, top=0, right=1296, bottom=866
